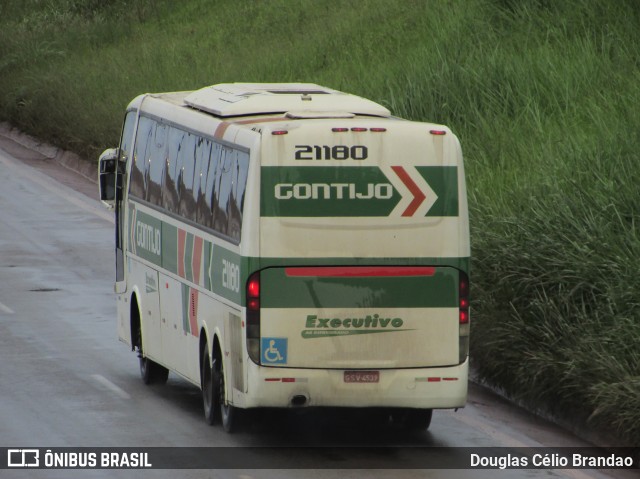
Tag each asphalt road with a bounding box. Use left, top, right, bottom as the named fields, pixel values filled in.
left=0, top=136, right=634, bottom=479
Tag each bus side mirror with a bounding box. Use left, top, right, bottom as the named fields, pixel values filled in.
left=98, top=148, right=119, bottom=209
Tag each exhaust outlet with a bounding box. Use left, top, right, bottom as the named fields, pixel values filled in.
left=291, top=395, right=308, bottom=407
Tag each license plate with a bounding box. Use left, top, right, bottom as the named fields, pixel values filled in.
left=344, top=371, right=379, bottom=383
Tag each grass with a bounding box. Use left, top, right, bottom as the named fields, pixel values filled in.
left=1, top=0, right=639, bottom=444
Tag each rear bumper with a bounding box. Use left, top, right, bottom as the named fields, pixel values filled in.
left=239, top=358, right=468, bottom=409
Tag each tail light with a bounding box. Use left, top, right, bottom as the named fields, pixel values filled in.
left=246, top=272, right=261, bottom=363
left=459, top=271, right=470, bottom=363
left=459, top=272, right=469, bottom=324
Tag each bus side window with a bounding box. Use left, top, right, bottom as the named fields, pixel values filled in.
left=213, top=147, right=233, bottom=237
left=146, top=123, right=167, bottom=206
left=179, top=134, right=199, bottom=221
left=163, top=127, right=185, bottom=214
left=228, top=150, right=249, bottom=242
left=130, top=116, right=154, bottom=199
left=199, top=143, right=219, bottom=229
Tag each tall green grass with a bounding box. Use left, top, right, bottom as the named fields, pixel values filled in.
left=1, top=0, right=638, bottom=444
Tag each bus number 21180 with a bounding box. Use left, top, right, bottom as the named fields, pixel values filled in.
left=295, top=145, right=368, bottom=161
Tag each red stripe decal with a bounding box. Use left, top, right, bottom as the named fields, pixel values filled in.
left=215, top=117, right=286, bottom=140
left=177, top=229, right=186, bottom=279
left=391, top=166, right=426, bottom=217
left=214, top=122, right=231, bottom=140
left=189, top=289, right=199, bottom=337
left=192, top=236, right=203, bottom=285
left=285, top=266, right=436, bottom=277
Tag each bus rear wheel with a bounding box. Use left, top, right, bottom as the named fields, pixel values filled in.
left=201, top=346, right=218, bottom=425
left=213, top=355, right=237, bottom=433
left=393, top=408, right=433, bottom=431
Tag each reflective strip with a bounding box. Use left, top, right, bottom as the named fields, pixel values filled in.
left=285, top=266, right=436, bottom=277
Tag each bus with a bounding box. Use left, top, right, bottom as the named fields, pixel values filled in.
left=98, top=83, right=470, bottom=432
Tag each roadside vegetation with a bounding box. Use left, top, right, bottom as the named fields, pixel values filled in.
left=1, top=0, right=638, bottom=444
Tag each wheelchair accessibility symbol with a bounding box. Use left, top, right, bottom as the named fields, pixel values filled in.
left=261, top=337, right=287, bottom=364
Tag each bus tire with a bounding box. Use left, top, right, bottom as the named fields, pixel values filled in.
left=140, top=356, right=169, bottom=385
left=136, top=321, right=168, bottom=385
left=201, top=345, right=218, bottom=425
left=393, top=408, right=433, bottom=431
left=213, top=355, right=237, bottom=433
left=406, top=409, right=433, bottom=431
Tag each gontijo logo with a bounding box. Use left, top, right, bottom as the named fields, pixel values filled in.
left=129, top=207, right=162, bottom=258
left=136, top=222, right=161, bottom=255
left=261, top=166, right=458, bottom=218
left=275, top=183, right=393, bottom=200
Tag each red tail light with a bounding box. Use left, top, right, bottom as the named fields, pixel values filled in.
left=459, top=272, right=469, bottom=324
left=459, top=270, right=470, bottom=363
left=246, top=272, right=261, bottom=363
left=248, top=277, right=260, bottom=299
left=248, top=298, right=259, bottom=310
